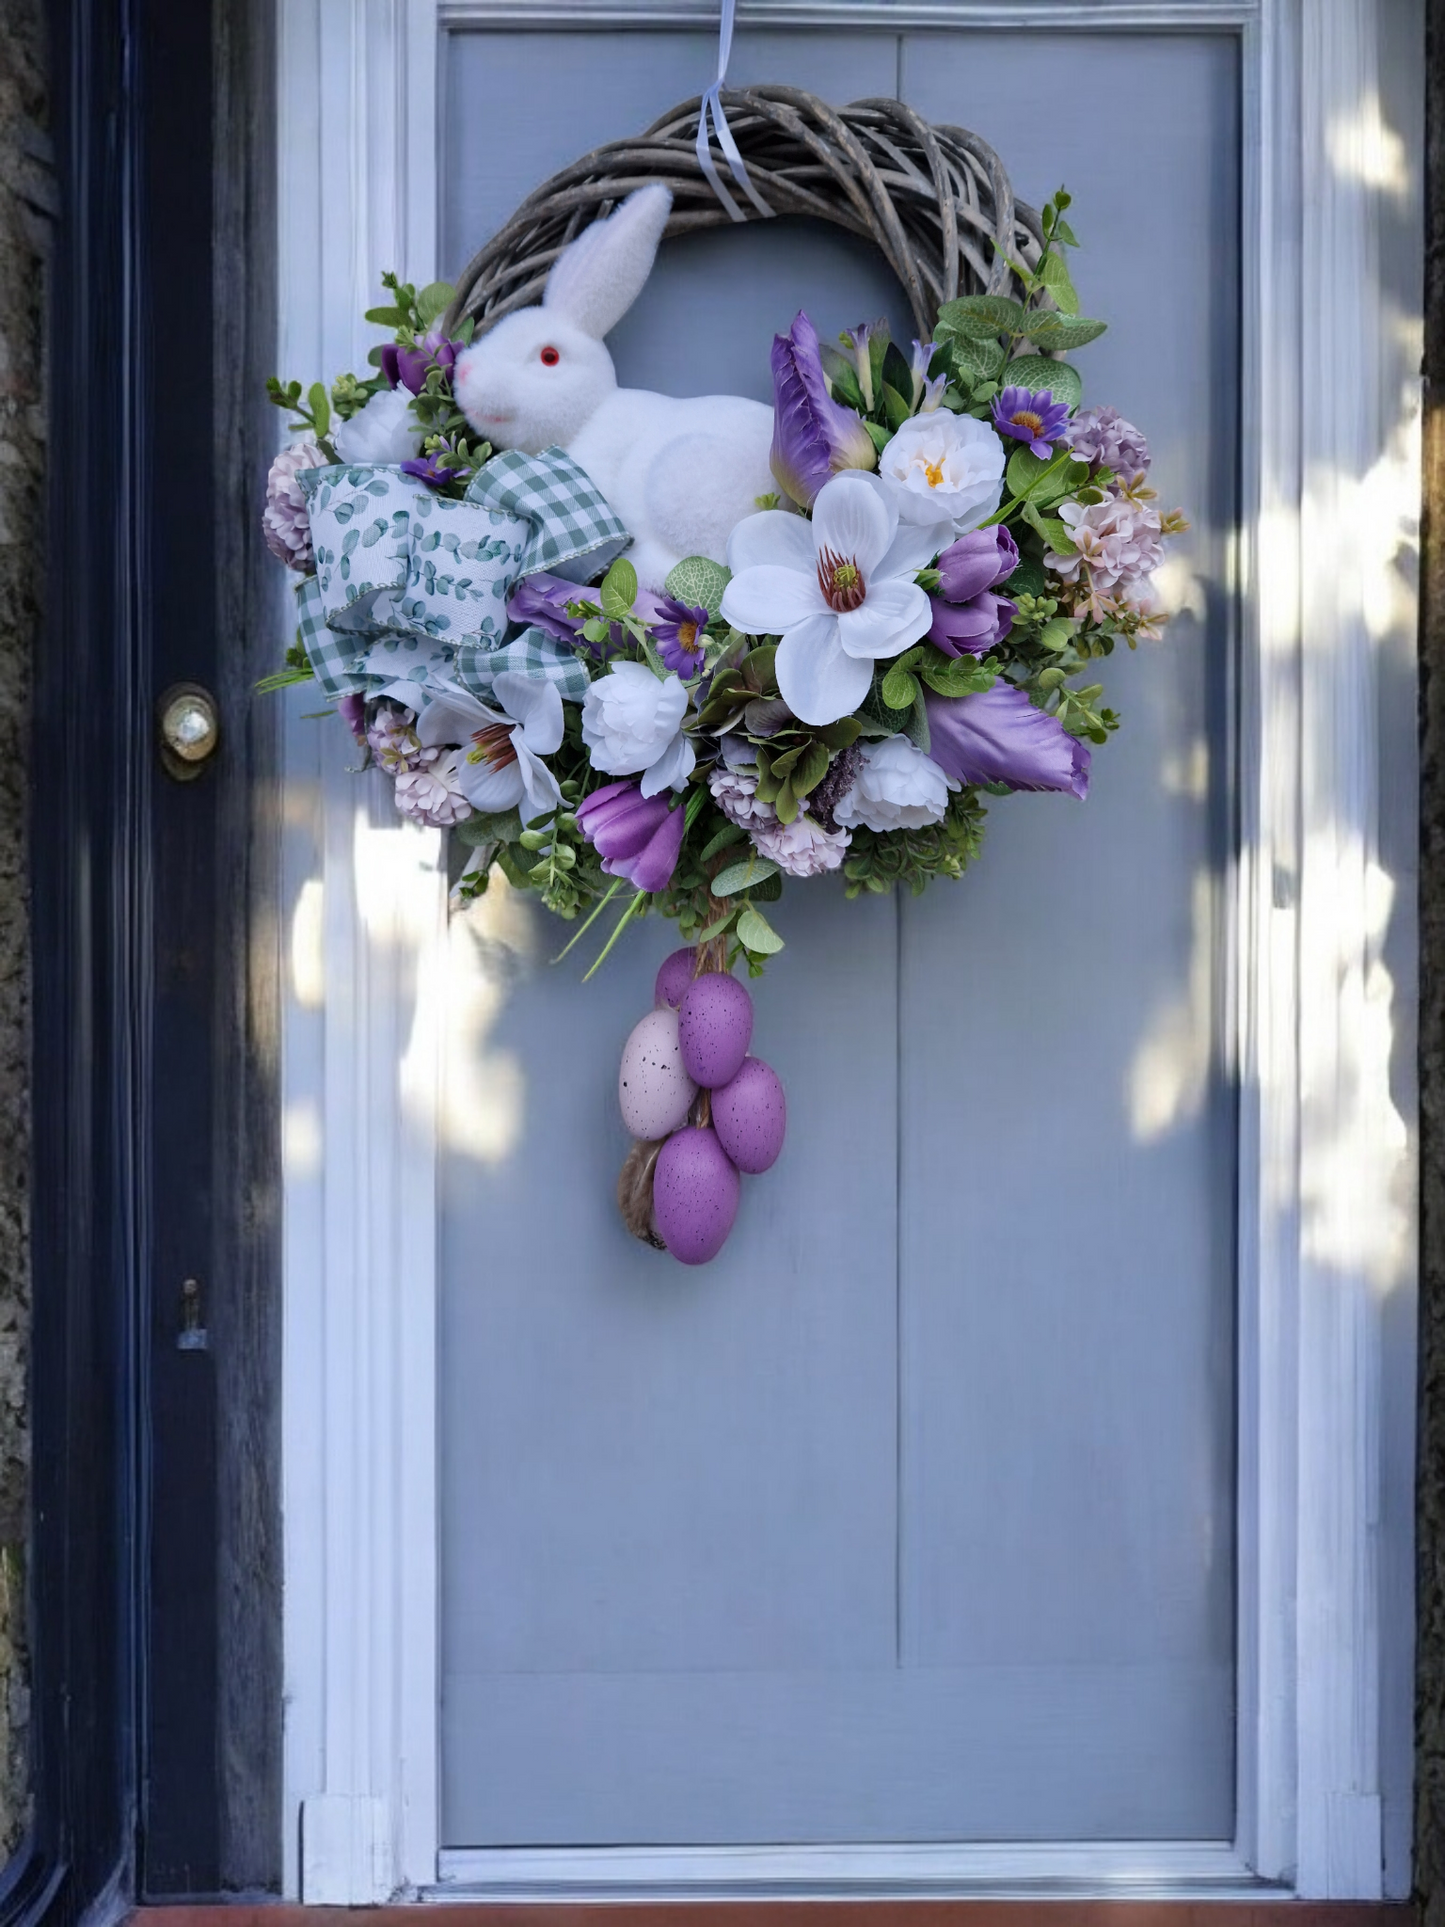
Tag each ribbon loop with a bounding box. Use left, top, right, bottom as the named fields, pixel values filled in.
left=294, top=447, right=627, bottom=703
left=695, top=0, right=774, bottom=223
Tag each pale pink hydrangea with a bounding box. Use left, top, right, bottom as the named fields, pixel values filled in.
left=749, top=810, right=850, bottom=877
left=1046, top=494, right=1165, bottom=601
left=263, top=440, right=329, bottom=572
left=393, top=747, right=472, bottom=827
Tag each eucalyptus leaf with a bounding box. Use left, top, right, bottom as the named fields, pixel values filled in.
left=1003, top=354, right=1082, bottom=413
left=456, top=806, right=523, bottom=848
left=695, top=904, right=739, bottom=944
left=1039, top=251, right=1080, bottom=316
left=711, top=855, right=781, bottom=896
left=737, top=906, right=785, bottom=955
left=600, top=556, right=637, bottom=618
left=416, top=280, right=456, bottom=327
left=363, top=305, right=406, bottom=326
left=698, top=820, right=746, bottom=864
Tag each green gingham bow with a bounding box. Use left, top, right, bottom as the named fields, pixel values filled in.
left=293, top=446, right=630, bottom=704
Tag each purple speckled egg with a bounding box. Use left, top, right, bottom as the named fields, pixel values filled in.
left=618, top=1006, right=698, bottom=1140
left=711, top=1057, right=786, bottom=1174
left=654, top=947, right=698, bottom=1010
left=678, top=972, right=753, bottom=1089
left=653, top=1126, right=741, bottom=1265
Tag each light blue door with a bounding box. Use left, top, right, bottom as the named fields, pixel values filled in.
left=438, top=21, right=1238, bottom=1848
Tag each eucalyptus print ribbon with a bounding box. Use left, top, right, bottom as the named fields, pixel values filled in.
left=293, top=445, right=629, bottom=703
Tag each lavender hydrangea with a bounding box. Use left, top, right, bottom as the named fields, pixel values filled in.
left=393, top=747, right=472, bottom=827
left=366, top=702, right=423, bottom=774
left=750, top=809, right=850, bottom=877
left=262, top=440, right=329, bottom=572
left=1066, top=405, right=1151, bottom=481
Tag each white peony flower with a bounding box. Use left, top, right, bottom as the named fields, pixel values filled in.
left=876, top=410, right=1005, bottom=535
left=832, top=733, right=955, bottom=832
left=415, top=672, right=564, bottom=824
left=332, top=387, right=423, bottom=466
left=581, top=661, right=696, bottom=797
left=720, top=472, right=938, bottom=729
left=749, top=811, right=850, bottom=877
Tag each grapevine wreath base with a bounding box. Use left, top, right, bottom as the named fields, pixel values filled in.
left=261, top=89, right=1185, bottom=1265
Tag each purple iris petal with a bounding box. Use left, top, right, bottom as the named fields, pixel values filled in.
left=926, top=682, right=1091, bottom=798
left=651, top=597, right=709, bottom=676
left=936, top=526, right=1019, bottom=603
left=927, top=590, right=1015, bottom=657
left=400, top=450, right=462, bottom=489
left=769, top=311, right=877, bottom=509
left=576, top=780, right=685, bottom=893
left=384, top=329, right=461, bottom=396
left=991, top=385, right=1072, bottom=462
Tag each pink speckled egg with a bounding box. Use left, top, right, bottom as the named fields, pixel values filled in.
left=678, top=972, right=753, bottom=1088
left=711, top=1057, right=786, bottom=1174
left=653, top=1126, right=741, bottom=1265
left=654, top=947, right=697, bottom=1010
left=618, top=1006, right=698, bottom=1140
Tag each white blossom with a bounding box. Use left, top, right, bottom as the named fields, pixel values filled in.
left=332, top=388, right=423, bottom=466
left=832, top=733, right=954, bottom=833
left=581, top=662, right=695, bottom=797
left=875, top=410, right=1004, bottom=535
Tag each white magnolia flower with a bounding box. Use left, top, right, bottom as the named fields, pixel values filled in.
left=832, top=733, right=955, bottom=832
left=416, top=672, right=564, bottom=823
left=720, top=472, right=937, bottom=728
left=876, top=410, right=1004, bottom=535
left=332, top=387, right=423, bottom=466
left=581, top=661, right=696, bottom=797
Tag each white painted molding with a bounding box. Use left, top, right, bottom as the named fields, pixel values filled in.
left=279, top=0, right=1419, bottom=1902
left=278, top=0, right=443, bottom=1905
left=433, top=1842, right=1264, bottom=1901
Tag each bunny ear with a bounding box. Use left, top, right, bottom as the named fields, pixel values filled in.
left=544, top=184, right=672, bottom=339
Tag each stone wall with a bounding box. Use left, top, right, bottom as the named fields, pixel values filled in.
left=0, top=0, right=46, bottom=1858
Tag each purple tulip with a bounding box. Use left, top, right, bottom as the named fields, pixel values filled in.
left=337, top=692, right=368, bottom=742
left=507, top=571, right=588, bottom=644
left=926, top=682, right=1091, bottom=798
left=652, top=597, right=709, bottom=676
left=928, top=526, right=1019, bottom=656
left=928, top=590, right=1015, bottom=656
left=382, top=329, right=460, bottom=397
left=992, top=386, right=1072, bottom=461
left=575, top=779, right=685, bottom=893
left=769, top=311, right=878, bottom=509
left=937, top=526, right=1018, bottom=602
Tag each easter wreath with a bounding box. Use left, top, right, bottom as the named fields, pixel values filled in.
left=261, top=91, right=1186, bottom=1264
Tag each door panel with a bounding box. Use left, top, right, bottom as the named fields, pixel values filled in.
left=439, top=24, right=1237, bottom=1848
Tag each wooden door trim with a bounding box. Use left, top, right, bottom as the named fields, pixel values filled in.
left=275, top=0, right=1422, bottom=1905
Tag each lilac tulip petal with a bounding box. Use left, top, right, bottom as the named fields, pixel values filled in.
left=926, top=683, right=1091, bottom=798
left=770, top=311, right=877, bottom=509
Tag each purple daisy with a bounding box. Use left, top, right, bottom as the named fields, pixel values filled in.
left=991, top=386, right=1071, bottom=461
left=651, top=597, right=709, bottom=676
left=400, top=449, right=463, bottom=489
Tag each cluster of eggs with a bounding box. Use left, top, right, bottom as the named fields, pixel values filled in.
left=618, top=949, right=787, bottom=1264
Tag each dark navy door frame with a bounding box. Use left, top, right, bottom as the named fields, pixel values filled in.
left=4, top=0, right=281, bottom=1917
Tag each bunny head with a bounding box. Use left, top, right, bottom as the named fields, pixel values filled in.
left=454, top=184, right=672, bottom=456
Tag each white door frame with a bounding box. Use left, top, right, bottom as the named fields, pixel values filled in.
left=275, top=0, right=1422, bottom=1902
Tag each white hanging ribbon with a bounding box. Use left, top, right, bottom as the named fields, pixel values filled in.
left=695, top=0, right=774, bottom=222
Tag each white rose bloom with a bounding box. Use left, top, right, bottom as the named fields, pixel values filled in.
left=581, top=661, right=696, bottom=798
left=876, top=410, right=1005, bottom=535
left=832, top=733, right=955, bottom=832
left=332, top=387, right=423, bottom=466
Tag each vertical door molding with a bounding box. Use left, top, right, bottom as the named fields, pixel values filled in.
left=278, top=0, right=1420, bottom=1900
left=277, top=0, right=442, bottom=1903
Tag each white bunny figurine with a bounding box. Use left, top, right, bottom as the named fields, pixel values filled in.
left=453, top=185, right=775, bottom=592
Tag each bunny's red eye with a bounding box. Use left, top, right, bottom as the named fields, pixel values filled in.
left=540, top=346, right=561, bottom=366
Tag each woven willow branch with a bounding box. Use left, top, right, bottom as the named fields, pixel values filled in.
left=445, top=88, right=1044, bottom=342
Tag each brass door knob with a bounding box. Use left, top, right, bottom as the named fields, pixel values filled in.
left=158, top=683, right=220, bottom=779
